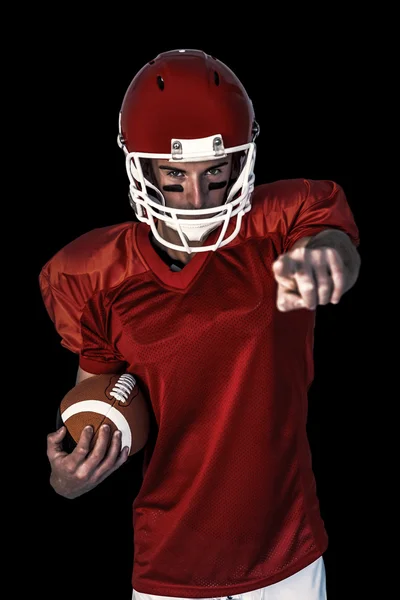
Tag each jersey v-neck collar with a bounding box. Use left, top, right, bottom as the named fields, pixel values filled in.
left=135, top=224, right=219, bottom=290
left=148, top=232, right=187, bottom=272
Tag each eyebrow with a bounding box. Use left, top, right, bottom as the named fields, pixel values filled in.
left=159, top=161, right=229, bottom=174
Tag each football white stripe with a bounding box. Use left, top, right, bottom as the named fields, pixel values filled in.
left=61, top=400, right=132, bottom=451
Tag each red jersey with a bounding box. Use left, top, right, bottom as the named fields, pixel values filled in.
left=39, top=179, right=359, bottom=597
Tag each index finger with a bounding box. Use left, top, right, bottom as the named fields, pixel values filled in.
left=272, top=254, right=299, bottom=290
left=68, top=425, right=96, bottom=467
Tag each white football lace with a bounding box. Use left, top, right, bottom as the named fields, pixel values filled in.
left=109, top=374, right=136, bottom=403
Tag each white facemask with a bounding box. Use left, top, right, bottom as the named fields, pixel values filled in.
left=118, top=128, right=257, bottom=254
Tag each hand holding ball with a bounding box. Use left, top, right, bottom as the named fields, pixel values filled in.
left=57, top=373, right=150, bottom=456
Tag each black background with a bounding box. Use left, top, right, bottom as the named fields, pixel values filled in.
left=20, top=12, right=373, bottom=600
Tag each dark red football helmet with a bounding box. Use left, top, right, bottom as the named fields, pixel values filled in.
left=118, top=49, right=260, bottom=253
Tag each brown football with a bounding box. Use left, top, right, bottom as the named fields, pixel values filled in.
left=58, top=373, right=150, bottom=456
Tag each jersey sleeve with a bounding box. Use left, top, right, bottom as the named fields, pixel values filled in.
left=78, top=291, right=128, bottom=375
left=283, top=179, right=360, bottom=252
left=39, top=256, right=91, bottom=355
left=38, top=224, right=133, bottom=375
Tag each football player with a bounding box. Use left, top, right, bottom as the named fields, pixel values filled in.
left=42, top=49, right=360, bottom=600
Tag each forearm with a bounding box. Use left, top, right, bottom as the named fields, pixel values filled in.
left=305, top=228, right=361, bottom=293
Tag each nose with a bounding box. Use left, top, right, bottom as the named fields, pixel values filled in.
left=186, top=176, right=208, bottom=209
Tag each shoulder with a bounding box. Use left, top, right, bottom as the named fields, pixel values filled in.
left=38, top=221, right=149, bottom=322
left=39, top=221, right=138, bottom=292
left=251, top=178, right=341, bottom=213
left=38, top=221, right=146, bottom=353
left=235, top=178, right=354, bottom=250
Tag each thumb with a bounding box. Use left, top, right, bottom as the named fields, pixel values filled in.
left=47, top=426, right=67, bottom=454
left=53, top=425, right=66, bottom=437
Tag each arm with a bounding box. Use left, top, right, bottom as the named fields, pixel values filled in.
left=273, top=228, right=361, bottom=312
left=76, top=366, right=98, bottom=385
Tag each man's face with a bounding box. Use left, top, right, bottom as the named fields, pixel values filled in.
left=150, top=156, right=233, bottom=219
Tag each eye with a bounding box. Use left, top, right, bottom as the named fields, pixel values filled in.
left=206, top=168, right=222, bottom=176
left=166, top=170, right=184, bottom=178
